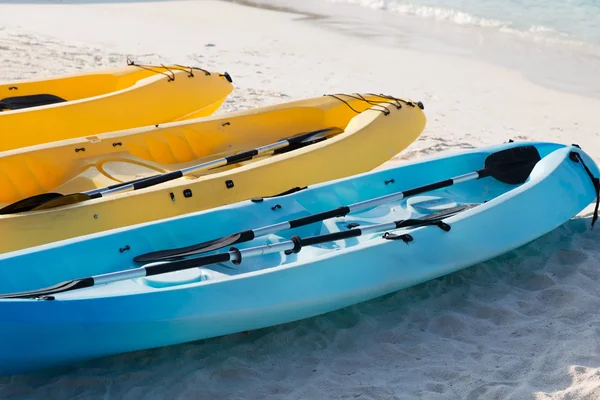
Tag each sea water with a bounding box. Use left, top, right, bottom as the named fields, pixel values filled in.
left=325, top=0, right=600, bottom=47
left=254, top=0, right=600, bottom=98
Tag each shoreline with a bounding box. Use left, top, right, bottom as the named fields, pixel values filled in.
left=225, top=0, right=325, bottom=21
left=233, top=0, right=600, bottom=101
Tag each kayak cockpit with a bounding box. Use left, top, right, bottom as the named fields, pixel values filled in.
left=0, top=142, right=577, bottom=300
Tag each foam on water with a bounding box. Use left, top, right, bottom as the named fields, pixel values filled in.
left=326, top=0, right=600, bottom=47
left=256, top=0, right=600, bottom=98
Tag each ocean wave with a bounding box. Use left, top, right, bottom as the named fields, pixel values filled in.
left=389, top=3, right=506, bottom=28
left=325, top=0, right=594, bottom=48
left=528, top=25, right=556, bottom=34
left=327, top=0, right=505, bottom=27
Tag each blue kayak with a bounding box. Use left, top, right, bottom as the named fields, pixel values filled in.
left=0, top=141, right=597, bottom=376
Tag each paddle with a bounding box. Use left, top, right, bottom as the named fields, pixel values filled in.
left=0, top=204, right=474, bottom=299
left=0, top=127, right=343, bottom=215
left=134, top=145, right=542, bottom=263
left=0, top=175, right=166, bottom=215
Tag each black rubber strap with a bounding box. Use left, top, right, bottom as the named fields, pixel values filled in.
left=382, top=232, right=413, bottom=243
left=395, top=219, right=451, bottom=231
left=229, top=247, right=242, bottom=265
left=284, top=236, right=303, bottom=255
left=570, top=151, right=600, bottom=227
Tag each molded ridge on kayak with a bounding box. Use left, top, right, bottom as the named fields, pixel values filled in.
left=0, top=141, right=597, bottom=376
left=0, top=63, right=234, bottom=151
left=0, top=93, right=427, bottom=254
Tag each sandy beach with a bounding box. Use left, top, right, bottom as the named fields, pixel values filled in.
left=1, top=0, right=600, bottom=398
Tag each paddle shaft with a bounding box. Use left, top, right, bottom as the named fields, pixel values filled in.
left=135, top=150, right=541, bottom=263
left=140, top=220, right=408, bottom=278
left=3, top=215, right=448, bottom=299
left=88, top=128, right=337, bottom=198
left=210, top=167, right=496, bottom=242
left=86, top=176, right=159, bottom=196
left=100, top=215, right=451, bottom=283
left=0, top=127, right=340, bottom=215
left=245, top=155, right=546, bottom=243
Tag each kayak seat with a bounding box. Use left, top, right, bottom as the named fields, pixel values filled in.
left=0, top=94, right=67, bottom=111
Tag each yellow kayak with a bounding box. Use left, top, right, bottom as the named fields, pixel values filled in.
left=0, top=62, right=234, bottom=151
left=0, top=93, right=426, bottom=254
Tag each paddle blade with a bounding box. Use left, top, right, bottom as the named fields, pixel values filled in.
left=0, top=277, right=93, bottom=299
left=485, top=145, right=541, bottom=184
left=133, top=232, right=243, bottom=263
left=32, top=193, right=92, bottom=211
left=283, top=127, right=343, bottom=145
left=0, top=193, right=64, bottom=215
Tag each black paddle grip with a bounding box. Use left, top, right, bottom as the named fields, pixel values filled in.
left=225, top=149, right=259, bottom=164
left=145, top=252, right=232, bottom=276
left=133, top=171, right=183, bottom=190
left=237, top=230, right=255, bottom=243
left=402, top=179, right=454, bottom=197
left=73, top=277, right=97, bottom=291
left=285, top=128, right=329, bottom=145
left=300, top=228, right=362, bottom=247
left=288, top=206, right=351, bottom=229
left=476, top=168, right=491, bottom=179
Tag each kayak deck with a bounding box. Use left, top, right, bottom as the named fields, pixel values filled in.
left=12, top=193, right=483, bottom=303
left=0, top=94, right=409, bottom=206
left=0, top=94, right=427, bottom=254
left=0, top=141, right=567, bottom=297
left=0, top=64, right=234, bottom=151
left=0, top=141, right=598, bottom=377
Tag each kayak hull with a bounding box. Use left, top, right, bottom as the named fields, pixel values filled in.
left=0, top=65, right=234, bottom=151
left=0, top=95, right=427, bottom=253
left=0, top=141, right=597, bottom=375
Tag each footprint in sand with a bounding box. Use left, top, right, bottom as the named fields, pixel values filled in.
left=553, top=248, right=589, bottom=266
left=427, top=314, right=466, bottom=337
left=536, top=286, right=576, bottom=307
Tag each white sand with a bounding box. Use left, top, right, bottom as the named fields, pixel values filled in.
left=1, top=1, right=600, bottom=398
